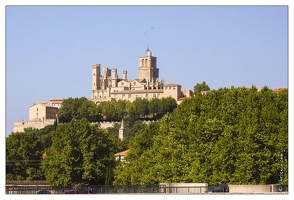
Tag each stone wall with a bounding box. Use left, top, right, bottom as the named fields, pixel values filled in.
left=13, top=119, right=56, bottom=133
left=13, top=120, right=154, bottom=133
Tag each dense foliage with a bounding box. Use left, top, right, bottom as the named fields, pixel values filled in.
left=194, top=81, right=210, bottom=94
left=5, top=119, right=135, bottom=184
left=41, top=118, right=115, bottom=186
left=6, top=85, right=288, bottom=186
left=58, top=97, right=178, bottom=123
left=57, top=97, right=101, bottom=123
left=6, top=128, right=44, bottom=180
left=114, top=87, right=288, bottom=185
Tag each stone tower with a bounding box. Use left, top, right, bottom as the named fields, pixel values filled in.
left=92, top=64, right=101, bottom=91
left=111, top=68, right=118, bottom=87
left=119, top=119, right=126, bottom=140
left=138, top=48, right=159, bottom=87
left=123, top=70, right=127, bottom=80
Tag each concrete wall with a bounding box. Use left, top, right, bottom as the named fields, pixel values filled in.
left=159, top=183, right=208, bottom=194
left=228, top=184, right=285, bottom=193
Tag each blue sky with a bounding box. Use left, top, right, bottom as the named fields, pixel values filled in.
left=4, top=5, right=289, bottom=136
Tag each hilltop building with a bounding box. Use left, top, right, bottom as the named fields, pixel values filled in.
left=12, top=49, right=193, bottom=133
left=114, top=149, right=130, bottom=162
left=90, top=48, right=192, bottom=104
left=28, top=98, right=64, bottom=122
left=13, top=99, right=64, bottom=133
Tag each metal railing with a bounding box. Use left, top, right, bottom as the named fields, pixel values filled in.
left=6, top=185, right=205, bottom=194
left=6, top=184, right=288, bottom=194
left=6, top=185, right=163, bottom=194
left=90, top=185, right=163, bottom=194
left=6, top=186, right=64, bottom=194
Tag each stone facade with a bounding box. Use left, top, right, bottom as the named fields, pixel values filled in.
left=90, top=48, right=192, bottom=103
left=28, top=99, right=63, bottom=121
left=13, top=99, right=64, bottom=133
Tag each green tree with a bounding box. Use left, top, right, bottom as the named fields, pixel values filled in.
left=194, top=81, right=210, bottom=94
left=116, top=99, right=128, bottom=120
left=6, top=128, right=44, bottom=180
left=101, top=100, right=117, bottom=121
left=113, top=87, right=288, bottom=185
left=126, top=120, right=146, bottom=138
left=148, top=97, right=161, bottom=119
left=58, top=97, right=100, bottom=123
left=113, top=122, right=160, bottom=185
left=41, top=118, right=115, bottom=186
left=35, top=124, right=56, bottom=150
left=106, top=122, right=130, bottom=153
left=161, top=97, right=178, bottom=115
left=131, top=98, right=149, bottom=119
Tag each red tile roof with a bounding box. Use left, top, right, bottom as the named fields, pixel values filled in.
left=114, top=149, right=130, bottom=157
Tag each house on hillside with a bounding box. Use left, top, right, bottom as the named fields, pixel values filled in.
left=114, top=149, right=129, bottom=162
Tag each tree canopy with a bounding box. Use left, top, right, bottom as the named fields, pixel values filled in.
left=58, top=97, right=101, bottom=123
left=6, top=86, right=288, bottom=186
left=41, top=118, right=115, bottom=186
left=58, top=97, right=178, bottom=123
left=194, top=81, right=210, bottom=94
left=113, top=87, right=288, bottom=185
left=6, top=128, right=44, bottom=180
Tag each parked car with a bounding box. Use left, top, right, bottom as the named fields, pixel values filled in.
left=62, top=186, right=92, bottom=194
left=207, top=184, right=229, bottom=193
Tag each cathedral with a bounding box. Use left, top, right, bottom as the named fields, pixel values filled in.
left=12, top=49, right=193, bottom=133
left=90, top=48, right=192, bottom=103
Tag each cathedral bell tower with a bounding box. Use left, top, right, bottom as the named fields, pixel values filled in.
left=138, top=48, right=159, bottom=85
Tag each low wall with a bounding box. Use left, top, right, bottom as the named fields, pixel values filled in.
left=13, top=120, right=157, bottom=133
left=159, top=183, right=208, bottom=194
left=95, top=121, right=121, bottom=128
left=228, top=184, right=286, bottom=193
left=94, top=120, right=154, bottom=129
left=13, top=120, right=56, bottom=133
